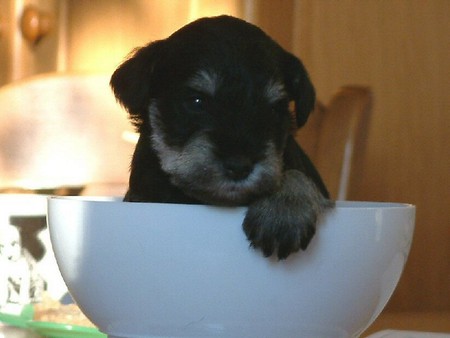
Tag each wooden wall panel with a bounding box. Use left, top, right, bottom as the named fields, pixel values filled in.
left=248, top=0, right=295, bottom=51
left=0, top=0, right=13, bottom=86
left=293, top=0, right=450, bottom=312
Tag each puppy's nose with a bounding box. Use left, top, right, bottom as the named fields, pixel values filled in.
left=223, top=157, right=253, bottom=180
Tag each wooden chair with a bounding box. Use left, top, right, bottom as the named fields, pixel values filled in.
left=295, top=86, right=372, bottom=200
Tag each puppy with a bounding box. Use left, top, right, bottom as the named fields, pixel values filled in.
left=111, top=15, right=333, bottom=259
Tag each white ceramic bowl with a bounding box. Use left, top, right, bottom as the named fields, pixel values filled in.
left=47, top=197, right=415, bottom=338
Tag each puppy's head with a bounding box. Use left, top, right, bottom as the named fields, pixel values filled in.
left=111, top=15, right=315, bottom=205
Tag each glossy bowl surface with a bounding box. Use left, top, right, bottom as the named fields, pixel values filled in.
left=47, top=197, right=415, bottom=338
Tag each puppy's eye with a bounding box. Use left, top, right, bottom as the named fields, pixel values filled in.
left=192, top=97, right=204, bottom=109
left=184, top=96, right=207, bottom=113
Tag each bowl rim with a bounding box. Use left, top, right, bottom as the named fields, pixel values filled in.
left=47, top=196, right=415, bottom=210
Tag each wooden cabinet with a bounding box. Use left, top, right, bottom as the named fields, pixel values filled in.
left=0, top=0, right=62, bottom=86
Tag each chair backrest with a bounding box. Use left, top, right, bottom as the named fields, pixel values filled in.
left=295, top=86, right=372, bottom=200
left=0, top=73, right=134, bottom=192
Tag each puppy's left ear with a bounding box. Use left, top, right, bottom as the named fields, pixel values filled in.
left=282, top=53, right=316, bottom=128
left=110, top=40, right=166, bottom=131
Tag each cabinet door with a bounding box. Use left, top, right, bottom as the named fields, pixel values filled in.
left=0, top=0, right=61, bottom=86
left=0, top=0, right=13, bottom=86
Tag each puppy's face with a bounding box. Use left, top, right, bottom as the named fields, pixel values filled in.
left=149, top=69, right=289, bottom=205
left=111, top=16, right=315, bottom=205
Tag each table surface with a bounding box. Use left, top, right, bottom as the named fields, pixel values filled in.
left=363, top=312, right=450, bottom=336
left=1, top=311, right=449, bottom=337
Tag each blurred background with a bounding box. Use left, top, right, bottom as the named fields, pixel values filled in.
left=0, top=0, right=449, bottom=331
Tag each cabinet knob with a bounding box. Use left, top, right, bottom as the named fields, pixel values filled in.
left=20, top=5, right=52, bottom=44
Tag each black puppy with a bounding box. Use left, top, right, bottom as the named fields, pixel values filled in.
left=111, top=15, right=333, bottom=259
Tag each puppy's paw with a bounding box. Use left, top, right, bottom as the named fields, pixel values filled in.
left=243, top=170, right=334, bottom=259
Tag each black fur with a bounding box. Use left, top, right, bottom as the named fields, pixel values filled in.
left=111, top=15, right=333, bottom=259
